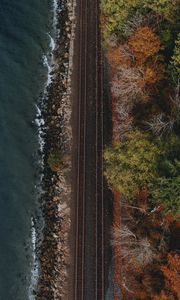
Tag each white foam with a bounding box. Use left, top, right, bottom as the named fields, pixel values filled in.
left=52, top=0, right=58, bottom=33
left=47, top=33, right=56, bottom=52
left=35, top=0, right=59, bottom=158
left=35, top=4, right=57, bottom=166
left=29, top=218, right=39, bottom=300
left=43, top=55, right=53, bottom=86
left=29, top=1, right=59, bottom=296
left=41, top=0, right=58, bottom=90
left=35, top=104, right=45, bottom=154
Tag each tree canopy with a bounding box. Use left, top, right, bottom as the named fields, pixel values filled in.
left=101, top=0, right=180, bottom=297
left=170, top=33, right=180, bottom=83
left=104, top=130, right=161, bottom=199
left=101, top=0, right=180, bottom=38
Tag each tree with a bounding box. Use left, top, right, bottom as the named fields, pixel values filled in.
left=101, top=0, right=180, bottom=39
left=146, top=82, right=179, bottom=135
left=143, top=0, right=180, bottom=23
left=147, top=135, right=180, bottom=217
left=124, top=11, right=163, bottom=38
left=111, top=65, right=148, bottom=102
left=170, top=82, right=180, bottom=123
left=101, top=0, right=142, bottom=38
left=47, top=150, right=69, bottom=172
left=134, top=238, right=157, bottom=266
left=157, top=134, right=180, bottom=178
left=149, top=176, right=180, bottom=217
left=107, top=44, right=133, bottom=68
left=104, top=130, right=161, bottom=199
left=161, top=253, right=180, bottom=299
left=153, top=290, right=175, bottom=300
left=113, top=101, right=133, bottom=140
left=170, top=33, right=180, bottom=84
left=143, top=62, right=166, bottom=85
left=113, top=224, right=157, bottom=266
left=128, top=26, right=161, bottom=64
left=146, top=113, right=174, bottom=136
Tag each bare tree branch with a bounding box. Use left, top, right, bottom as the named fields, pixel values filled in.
left=113, top=224, right=157, bottom=267
left=145, top=113, right=175, bottom=136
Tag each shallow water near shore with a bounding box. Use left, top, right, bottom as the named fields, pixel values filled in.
left=0, top=0, right=54, bottom=298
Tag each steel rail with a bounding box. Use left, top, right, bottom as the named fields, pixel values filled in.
left=95, top=0, right=98, bottom=296
left=74, top=0, right=82, bottom=295
left=96, top=0, right=105, bottom=300
left=74, top=0, right=88, bottom=297
left=74, top=0, right=104, bottom=298
left=82, top=0, right=88, bottom=296
left=96, top=0, right=105, bottom=298
left=74, top=0, right=83, bottom=298
left=99, top=0, right=105, bottom=296
left=100, top=16, right=105, bottom=300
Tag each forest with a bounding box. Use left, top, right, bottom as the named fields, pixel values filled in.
left=101, top=0, right=180, bottom=299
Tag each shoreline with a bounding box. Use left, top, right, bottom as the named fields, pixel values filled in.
left=35, top=0, right=76, bottom=298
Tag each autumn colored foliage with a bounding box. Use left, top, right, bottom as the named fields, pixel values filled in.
left=101, top=0, right=180, bottom=298
left=161, top=253, right=180, bottom=298
left=107, top=45, right=132, bottom=69
left=144, top=62, right=166, bottom=85
left=128, top=26, right=161, bottom=64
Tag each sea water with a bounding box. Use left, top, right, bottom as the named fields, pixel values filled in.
left=0, top=0, right=55, bottom=298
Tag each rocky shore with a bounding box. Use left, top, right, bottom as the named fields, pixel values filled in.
left=36, top=0, right=76, bottom=299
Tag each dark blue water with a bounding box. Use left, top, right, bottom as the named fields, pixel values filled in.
left=0, top=1, right=53, bottom=298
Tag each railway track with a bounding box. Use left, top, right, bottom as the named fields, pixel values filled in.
left=74, top=0, right=104, bottom=298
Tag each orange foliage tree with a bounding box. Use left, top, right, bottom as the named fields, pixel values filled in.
left=161, top=253, right=180, bottom=299
left=107, top=44, right=133, bottom=69
left=144, top=62, right=166, bottom=85
left=153, top=290, right=175, bottom=300
left=128, top=26, right=161, bottom=64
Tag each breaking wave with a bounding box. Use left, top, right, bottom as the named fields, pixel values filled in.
left=29, top=1, right=58, bottom=298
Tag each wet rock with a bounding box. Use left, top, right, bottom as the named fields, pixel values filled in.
left=36, top=0, right=75, bottom=298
